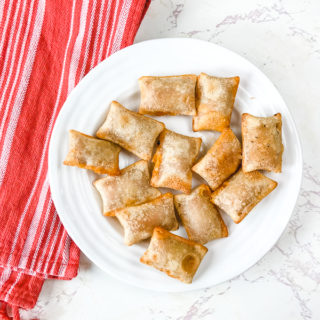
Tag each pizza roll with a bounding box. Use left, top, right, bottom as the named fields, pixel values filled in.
left=93, top=160, right=161, bottom=216
left=138, top=75, right=197, bottom=116
left=140, top=227, right=208, bottom=284
left=193, top=73, right=240, bottom=132
left=63, top=130, right=121, bottom=175
left=115, top=193, right=178, bottom=246
left=192, top=128, right=241, bottom=191
left=242, top=113, right=283, bottom=173
left=174, top=185, right=228, bottom=244
left=96, top=101, right=165, bottom=160
left=211, top=169, right=277, bottom=223
left=151, top=129, right=202, bottom=194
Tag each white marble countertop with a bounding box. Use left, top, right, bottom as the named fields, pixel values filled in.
left=23, top=0, right=320, bottom=319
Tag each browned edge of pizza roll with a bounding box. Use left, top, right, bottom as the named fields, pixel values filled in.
left=151, top=129, right=202, bottom=194
left=115, top=193, right=178, bottom=246
left=140, top=227, right=208, bottom=284
left=63, top=129, right=121, bottom=175
left=174, top=184, right=228, bottom=244
left=93, top=160, right=161, bottom=216
left=211, top=168, right=277, bottom=223
left=138, top=75, right=197, bottom=116
left=192, top=128, right=241, bottom=191
left=193, top=73, right=240, bottom=132
left=242, top=113, right=283, bottom=173
left=96, top=101, right=165, bottom=160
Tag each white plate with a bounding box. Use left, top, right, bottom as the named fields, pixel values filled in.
left=48, top=38, right=302, bottom=292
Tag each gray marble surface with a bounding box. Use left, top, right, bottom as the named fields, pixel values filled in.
left=22, top=0, right=320, bottom=319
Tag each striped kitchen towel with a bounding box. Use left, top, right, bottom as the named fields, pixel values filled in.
left=0, top=0, right=150, bottom=317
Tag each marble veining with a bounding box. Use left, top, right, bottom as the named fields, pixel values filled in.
left=21, top=0, right=320, bottom=319
left=167, top=1, right=184, bottom=30
left=216, top=0, right=291, bottom=28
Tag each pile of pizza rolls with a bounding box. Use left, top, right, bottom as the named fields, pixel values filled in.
left=64, top=73, right=283, bottom=283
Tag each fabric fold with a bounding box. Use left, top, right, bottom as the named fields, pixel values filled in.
left=0, top=268, right=44, bottom=310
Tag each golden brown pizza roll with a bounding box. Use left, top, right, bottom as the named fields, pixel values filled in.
left=115, top=193, right=178, bottom=246
left=193, top=73, right=240, bottom=132
left=192, top=128, right=241, bottom=191
left=151, top=129, right=202, bottom=194
left=242, top=113, right=283, bottom=173
left=140, top=227, right=208, bottom=284
left=63, top=130, right=121, bottom=175
left=96, top=101, right=165, bottom=160
left=138, top=75, right=197, bottom=116
left=211, top=169, right=277, bottom=223
left=93, top=160, right=161, bottom=216
left=174, top=185, right=228, bottom=244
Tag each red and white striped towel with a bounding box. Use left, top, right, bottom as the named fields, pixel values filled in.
left=0, top=0, right=150, bottom=318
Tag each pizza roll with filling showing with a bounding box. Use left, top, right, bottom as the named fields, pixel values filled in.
left=96, top=101, right=165, bottom=160
left=174, top=185, right=228, bottom=244
left=63, top=130, right=121, bottom=175
left=211, top=169, right=277, bottom=223
left=138, top=75, right=197, bottom=116
left=151, top=129, right=202, bottom=194
left=192, top=128, right=241, bottom=191
left=93, top=160, right=161, bottom=216
left=193, top=73, right=240, bottom=132
left=115, top=193, right=178, bottom=246
left=140, top=227, right=208, bottom=284
left=242, top=113, right=283, bottom=173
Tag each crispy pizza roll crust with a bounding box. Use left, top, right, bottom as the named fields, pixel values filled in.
left=174, top=185, right=228, bottom=244
left=139, top=75, right=197, bottom=116
left=151, top=129, right=202, bottom=194
left=93, top=160, right=161, bottom=216
left=140, top=227, right=208, bottom=284
left=115, top=193, right=178, bottom=246
left=192, top=128, right=241, bottom=191
left=193, top=73, right=240, bottom=132
left=63, top=130, right=121, bottom=175
left=211, top=169, right=277, bottom=223
left=242, top=113, right=283, bottom=173
left=96, top=101, right=165, bottom=160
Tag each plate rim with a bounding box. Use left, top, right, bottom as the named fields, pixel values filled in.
left=48, top=37, right=303, bottom=292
